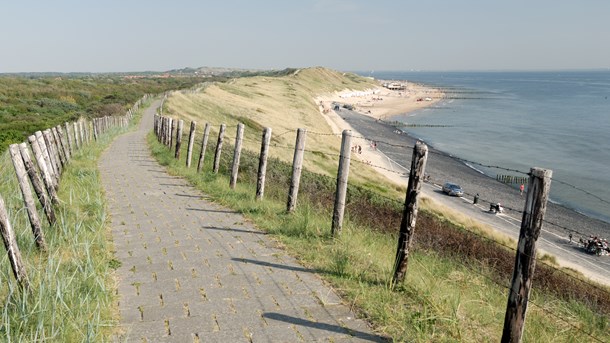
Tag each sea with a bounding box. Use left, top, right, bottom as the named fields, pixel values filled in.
left=361, top=70, right=610, bottom=224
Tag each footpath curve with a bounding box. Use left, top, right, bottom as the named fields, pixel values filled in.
left=99, top=100, right=386, bottom=342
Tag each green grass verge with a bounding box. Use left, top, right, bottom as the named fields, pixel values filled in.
left=0, top=105, right=147, bottom=341
left=148, top=132, right=609, bottom=342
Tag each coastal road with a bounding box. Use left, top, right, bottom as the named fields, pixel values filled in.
left=337, top=108, right=610, bottom=286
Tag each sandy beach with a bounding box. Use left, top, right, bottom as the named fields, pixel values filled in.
left=315, top=80, right=610, bottom=286
left=315, top=82, right=445, bottom=186
left=317, top=81, right=444, bottom=121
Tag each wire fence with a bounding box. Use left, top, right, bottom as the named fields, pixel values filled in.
left=155, top=112, right=610, bottom=341
left=161, top=116, right=610, bottom=281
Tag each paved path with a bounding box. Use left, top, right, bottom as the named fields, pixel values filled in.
left=99, top=101, right=386, bottom=342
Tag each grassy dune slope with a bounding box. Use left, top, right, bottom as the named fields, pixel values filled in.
left=166, top=67, right=403, bottom=193
left=160, top=69, right=609, bottom=342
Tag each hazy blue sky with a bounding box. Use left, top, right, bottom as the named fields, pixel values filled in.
left=2, top=0, right=609, bottom=73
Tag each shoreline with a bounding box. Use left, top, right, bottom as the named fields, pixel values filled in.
left=315, top=79, right=610, bottom=286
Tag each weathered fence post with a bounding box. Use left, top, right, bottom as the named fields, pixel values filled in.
left=229, top=123, right=245, bottom=189
left=160, top=117, right=166, bottom=144
left=78, top=120, right=85, bottom=146
left=392, top=141, right=428, bottom=284
left=186, top=121, right=197, bottom=168
left=19, top=143, right=56, bottom=225
left=331, top=130, right=352, bottom=236
left=43, top=129, right=62, bottom=177
left=287, top=128, right=307, bottom=213
left=153, top=115, right=158, bottom=138
left=197, top=123, right=211, bottom=173
left=501, top=167, right=553, bottom=343
left=9, top=144, right=46, bottom=250
left=28, top=135, right=59, bottom=205
left=51, top=127, right=66, bottom=168
left=65, top=122, right=74, bottom=154
left=175, top=119, right=184, bottom=159
left=93, top=119, right=99, bottom=141
left=0, top=195, right=29, bottom=289
left=36, top=131, right=58, bottom=188
left=73, top=122, right=81, bottom=150
left=166, top=117, right=172, bottom=147
left=213, top=124, right=226, bottom=174
left=56, top=125, right=70, bottom=162
left=170, top=118, right=176, bottom=150
left=256, top=127, right=272, bottom=201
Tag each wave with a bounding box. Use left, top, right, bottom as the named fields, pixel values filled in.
left=464, top=162, right=486, bottom=175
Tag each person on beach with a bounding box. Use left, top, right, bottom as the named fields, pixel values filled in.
left=519, top=184, right=525, bottom=195
left=473, top=193, right=479, bottom=205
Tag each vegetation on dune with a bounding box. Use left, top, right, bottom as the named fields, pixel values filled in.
left=164, top=67, right=390, bottom=186
left=0, top=75, right=206, bottom=152
left=160, top=67, right=609, bottom=341
left=150, top=132, right=610, bottom=342
left=0, top=108, right=145, bottom=341
left=1, top=66, right=607, bottom=341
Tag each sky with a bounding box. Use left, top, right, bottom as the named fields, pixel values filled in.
left=1, top=0, right=609, bottom=73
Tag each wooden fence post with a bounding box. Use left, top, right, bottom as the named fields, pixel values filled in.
left=256, top=127, right=272, bottom=201
left=197, top=123, right=211, bottom=173
left=65, top=122, right=73, bottom=155
left=79, top=121, right=85, bottom=146
left=19, top=143, right=56, bottom=225
left=213, top=124, right=226, bottom=174
left=159, top=117, right=165, bottom=144
left=73, top=122, right=81, bottom=150
left=331, top=130, right=352, bottom=236
left=89, top=121, right=94, bottom=141
left=392, top=141, right=428, bottom=284
left=229, top=123, right=245, bottom=189
left=93, top=119, right=99, bottom=141
left=56, top=125, right=70, bottom=162
left=51, top=127, right=67, bottom=168
left=153, top=115, right=158, bottom=137
left=287, top=128, right=307, bottom=213
left=28, top=135, right=59, bottom=205
left=170, top=118, right=176, bottom=150
left=501, top=167, right=553, bottom=343
left=43, top=129, right=62, bottom=177
left=0, top=195, right=29, bottom=289
left=186, top=121, right=197, bottom=168
left=175, top=119, right=184, bottom=159
left=166, top=117, right=171, bottom=146
left=9, top=144, right=46, bottom=250
left=36, top=131, right=58, bottom=188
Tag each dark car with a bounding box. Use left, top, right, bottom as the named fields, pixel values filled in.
left=442, top=182, right=464, bottom=196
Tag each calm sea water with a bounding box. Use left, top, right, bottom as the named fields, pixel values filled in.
left=364, top=71, right=610, bottom=223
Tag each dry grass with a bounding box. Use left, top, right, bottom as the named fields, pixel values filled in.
left=161, top=68, right=610, bottom=339
left=165, top=67, right=396, bottom=188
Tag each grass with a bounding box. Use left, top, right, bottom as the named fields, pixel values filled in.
left=0, top=103, right=146, bottom=341
left=148, top=128, right=610, bottom=342
left=156, top=68, right=609, bottom=341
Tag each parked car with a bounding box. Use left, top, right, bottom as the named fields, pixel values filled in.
left=442, top=182, right=464, bottom=196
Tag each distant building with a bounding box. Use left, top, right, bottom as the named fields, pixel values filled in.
left=383, top=82, right=407, bottom=91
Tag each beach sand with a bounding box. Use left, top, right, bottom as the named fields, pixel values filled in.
left=314, top=80, right=610, bottom=286
left=316, top=82, right=444, bottom=121
left=315, top=82, right=444, bottom=186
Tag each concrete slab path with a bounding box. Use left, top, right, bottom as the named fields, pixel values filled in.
left=99, top=100, right=388, bottom=342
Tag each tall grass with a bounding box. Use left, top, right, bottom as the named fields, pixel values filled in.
left=148, top=131, right=609, bottom=342
left=0, top=108, right=145, bottom=341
